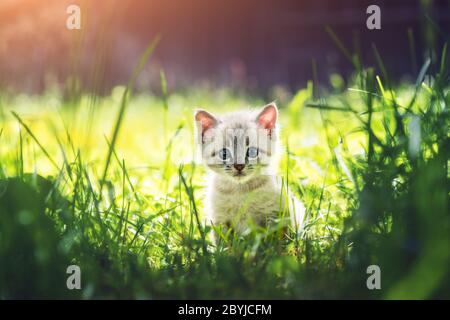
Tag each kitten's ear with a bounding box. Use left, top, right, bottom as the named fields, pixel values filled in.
left=256, top=102, right=278, bottom=130
left=195, top=109, right=218, bottom=137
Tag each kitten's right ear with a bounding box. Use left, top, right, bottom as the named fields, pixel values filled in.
left=195, top=109, right=218, bottom=140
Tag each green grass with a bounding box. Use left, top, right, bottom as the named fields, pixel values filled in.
left=0, top=41, right=449, bottom=299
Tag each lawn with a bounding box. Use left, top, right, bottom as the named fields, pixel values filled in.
left=0, top=42, right=449, bottom=299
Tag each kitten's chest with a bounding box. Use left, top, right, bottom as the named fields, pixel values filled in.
left=208, top=181, right=281, bottom=223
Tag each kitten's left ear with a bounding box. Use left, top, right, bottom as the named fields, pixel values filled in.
left=256, top=102, right=278, bottom=131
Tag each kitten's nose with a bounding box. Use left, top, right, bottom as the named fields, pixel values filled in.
left=233, top=164, right=245, bottom=171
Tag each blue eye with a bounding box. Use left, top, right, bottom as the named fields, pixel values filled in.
left=218, top=148, right=231, bottom=161
left=247, top=147, right=258, bottom=159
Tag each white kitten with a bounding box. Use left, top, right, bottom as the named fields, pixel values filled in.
left=195, top=103, right=305, bottom=235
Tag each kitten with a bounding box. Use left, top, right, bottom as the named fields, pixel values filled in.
left=195, top=102, right=305, bottom=235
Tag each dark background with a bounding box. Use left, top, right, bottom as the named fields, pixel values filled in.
left=0, top=0, right=449, bottom=94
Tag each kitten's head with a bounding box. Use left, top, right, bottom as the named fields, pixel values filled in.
left=195, top=103, right=278, bottom=182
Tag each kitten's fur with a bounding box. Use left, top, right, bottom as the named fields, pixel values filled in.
left=195, top=103, right=305, bottom=234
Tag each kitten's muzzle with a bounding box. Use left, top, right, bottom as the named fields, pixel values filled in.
left=233, top=164, right=245, bottom=171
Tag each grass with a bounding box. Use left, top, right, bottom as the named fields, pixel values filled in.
left=0, top=39, right=449, bottom=299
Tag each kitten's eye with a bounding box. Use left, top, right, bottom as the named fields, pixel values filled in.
left=218, top=148, right=232, bottom=161
left=247, top=147, right=259, bottom=159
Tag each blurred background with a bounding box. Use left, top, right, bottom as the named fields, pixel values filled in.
left=1, top=0, right=449, bottom=94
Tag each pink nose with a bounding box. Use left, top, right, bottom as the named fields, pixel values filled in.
left=233, top=164, right=245, bottom=171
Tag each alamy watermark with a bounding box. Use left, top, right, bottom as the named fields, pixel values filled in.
left=366, top=265, right=381, bottom=290
left=66, top=265, right=81, bottom=290
left=366, top=5, right=381, bottom=30
left=66, top=5, right=81, bottom=30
